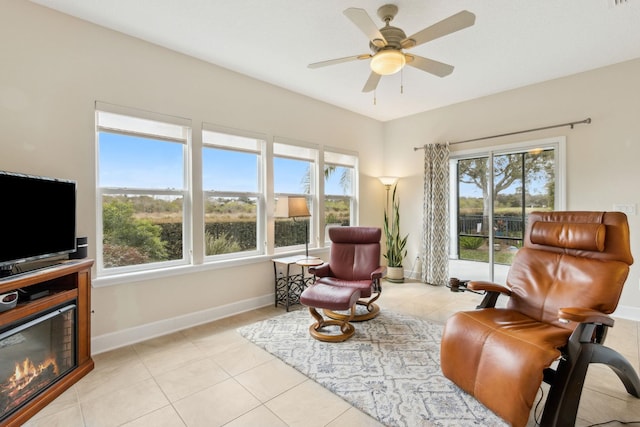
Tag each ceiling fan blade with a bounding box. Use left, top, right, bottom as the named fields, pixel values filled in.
left=405, top=55, right=454, bottom=77
left=362, top=72, right=381, bottom=93
left=344, top=8, right=387, bottom=48
left=308, top=54, right=370, bottom=69
left=402, top=10, right=475, bottom=49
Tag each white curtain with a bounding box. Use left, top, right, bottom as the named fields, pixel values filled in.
left=421, top=143, right=450, bottom=285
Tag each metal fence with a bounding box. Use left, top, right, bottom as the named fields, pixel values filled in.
left=458, top=214, right=525, bottom=238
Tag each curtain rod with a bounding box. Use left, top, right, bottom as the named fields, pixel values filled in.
left=413, top=117, right=592, bottom=151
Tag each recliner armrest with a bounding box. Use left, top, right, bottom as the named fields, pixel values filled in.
left=558, top=307, right=615, bottom=327
left=309, top=263, right=331, bottom=277
left=371, top=266, right=386, bottom=280
left=469, top=281, right=511, bottom=309
left=468, top=280, right=512, bottom=295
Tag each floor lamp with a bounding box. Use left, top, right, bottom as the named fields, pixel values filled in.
left=378, top=176, right=398, bottom=213
left=275, top=196, right=312, bottom=260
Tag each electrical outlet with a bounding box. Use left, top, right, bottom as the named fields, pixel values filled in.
left=608, top=0, right=629, bottom=8
left=613, top=204, right=636, bottom=215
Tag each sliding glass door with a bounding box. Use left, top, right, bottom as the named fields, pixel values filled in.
left=450, top=138, right=565, bottom=283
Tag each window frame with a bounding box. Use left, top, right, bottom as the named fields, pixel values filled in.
left=202, top=125, right=266, bottom=261
left=448, top=136, right=566, bottom=280
left=272, top=138, right=318, bottom=254
left=322, top=148, right=358, bottom=246
left=95, top=104, right=192, bottom=277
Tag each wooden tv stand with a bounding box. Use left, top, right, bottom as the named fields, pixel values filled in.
left=0, top=259, right=94, bottom=427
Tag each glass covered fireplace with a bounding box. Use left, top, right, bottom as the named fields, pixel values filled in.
left=0, top=303, right=76, bottom=422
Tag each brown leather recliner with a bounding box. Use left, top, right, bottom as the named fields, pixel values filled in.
left=309, top=226, right=386, bottom=321
left=441, top=211, right=640, bottom=427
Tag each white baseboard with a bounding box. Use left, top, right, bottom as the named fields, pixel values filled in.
left=613, top=304, right=640, bottom=322
left=91, top=294, right=640, bottom=355
left=91, top=293, right=274, bottom=355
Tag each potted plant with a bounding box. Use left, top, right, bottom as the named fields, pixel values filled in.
left=383, top=184, right=408, bottom=282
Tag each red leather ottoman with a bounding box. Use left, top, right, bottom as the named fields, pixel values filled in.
left=299, top=283, right=361, bottom=342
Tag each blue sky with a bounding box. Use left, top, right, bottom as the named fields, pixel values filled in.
left=99, top=133, right=346, bottom=194
left=99, top=133, right=183, bottom=189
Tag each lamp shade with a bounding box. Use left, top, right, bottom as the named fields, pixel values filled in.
left=370, top=50, right=406, bottom=75
left=274, top=196, right=310, bottom=218
left=378, top=176, right=399, bottom=187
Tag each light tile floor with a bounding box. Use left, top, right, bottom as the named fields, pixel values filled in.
left=23, top=280, right=640, bottom=427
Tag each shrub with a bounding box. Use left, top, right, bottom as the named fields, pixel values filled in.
left=205, top=231, right=242, bottom=255
left=460, top=236, right=484, bottom=250
left=103, top=244, right=149, bottom=267
left=103, top=199, right=168, bottom=264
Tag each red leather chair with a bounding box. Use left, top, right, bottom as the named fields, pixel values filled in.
left=309, top=226, right=386, bottom=322
left=441, top=211, right=640, bottom=427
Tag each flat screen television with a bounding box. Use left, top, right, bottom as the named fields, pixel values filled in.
left=0, top=170, right=76, bottom=275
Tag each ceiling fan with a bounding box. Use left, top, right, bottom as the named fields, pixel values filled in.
left=308, top=4, right=475, bottom=92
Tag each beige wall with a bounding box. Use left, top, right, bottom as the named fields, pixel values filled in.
left=3, top=1, right=639, bottom=351
left=0, top=1, right=385, bottom=349
left=383, top=58, right=640, bottom=316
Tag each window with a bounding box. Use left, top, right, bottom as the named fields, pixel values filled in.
left=323, top=150, right=357, bottom=244
left=95, top=104, right=360, bottom=280
left=273, top=141, right=317, bottom=251
left=202, top=127, right=265, bottom=259
left=96, top=106, right=191, bottom=275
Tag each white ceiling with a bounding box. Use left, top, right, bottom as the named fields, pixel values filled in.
left=32, top=0, right=640, bottom=122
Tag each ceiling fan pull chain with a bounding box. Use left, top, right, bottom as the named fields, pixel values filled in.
left=373, top=90, right=377, bottom=105
left=401, top=68, right=404, bottom=94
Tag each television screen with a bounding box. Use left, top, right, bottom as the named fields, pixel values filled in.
left=0, top=171, right=76, bottom=270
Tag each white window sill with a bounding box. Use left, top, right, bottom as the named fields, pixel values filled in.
left=92, top=254, right=271, bottom=288
left=92, top=248, right=330, bottom=288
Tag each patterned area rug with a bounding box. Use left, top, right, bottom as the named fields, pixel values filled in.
left=238, top=309, right=506, bottom=426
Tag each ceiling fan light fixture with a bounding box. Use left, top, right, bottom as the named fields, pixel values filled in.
left=370, top=50, right=405, bottom=75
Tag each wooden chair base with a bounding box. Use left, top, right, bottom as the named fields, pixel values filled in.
left=308, top=306, right=356, bottom=342
left=324, top=301, right=380, bottom=322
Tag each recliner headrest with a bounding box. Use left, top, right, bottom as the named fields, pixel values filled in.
left=524, top=211, right=633, bottom=265
left=329, top=227, right=381, bottom=244
left=530, top=221, right=606, bottom=252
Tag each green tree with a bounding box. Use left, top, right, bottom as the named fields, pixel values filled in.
left=301, top=165, right=352, bottom=195
left=324, top=165, right=351, bottom=194
left=103, top=198, right=168, bottom=266
left=458, top=150, right=554, bottom=226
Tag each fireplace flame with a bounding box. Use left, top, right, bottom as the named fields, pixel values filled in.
left=8, top=357, right=59, bottom=394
